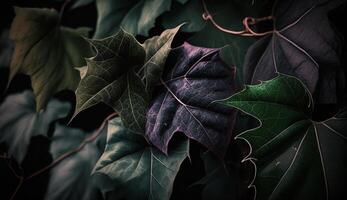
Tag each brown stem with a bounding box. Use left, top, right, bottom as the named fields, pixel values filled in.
left=26, top=112, right=117, bottom=180
left=202, top=0, right=274, bottom=37
left=58, top=0, right=71, bottom=25
left=9, top=177, right=23, bottom=200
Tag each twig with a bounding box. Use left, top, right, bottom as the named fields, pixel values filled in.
left=202, top=0, right=274, bottom=37
left=5, top=112, right=117, bottom=200
left=26, top=112, right=117, bottom=180
left=9, top=177, right=23, bottom=200
left=58, top=0, right=72, bottom=25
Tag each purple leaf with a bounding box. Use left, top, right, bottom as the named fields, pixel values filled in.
left=146, top=42, right=237, bottom=157
left=243, top=0, right=345, bottom=104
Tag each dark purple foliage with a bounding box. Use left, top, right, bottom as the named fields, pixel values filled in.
left=243, top=0, right=345, bottom=104
left=146, top=42, right=237, bottom=157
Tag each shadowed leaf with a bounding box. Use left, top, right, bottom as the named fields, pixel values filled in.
left=243, top=0, right=345, bottom=104
left=93, top=117, right=189, bottom=200
left=219, top=74, right=347, bottom=200
left=0, top=91, right=70, bottom=163
left=146, top=42, right=237, bottom=157
left=9, top=7, right=92, bottom=110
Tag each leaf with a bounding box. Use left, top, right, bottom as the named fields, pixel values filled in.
left=73, top=28, right=146, bottom=130
left=141, top=25, right=182, bottom=93
left=94, top=0, right=174, bottom=38
left=9, top=7, right=92, bottom=110
left=219, top=74, right=347, bottom=200
left=243, top=0, right=345, bottom=104
left=45, top=123, right=106, bottom=200
left=192, top=152, right=238, bottom=200
left=0, top=90, right=70, bottom=163
left=0, top=29, right=13, bottom=68
left=160, top=0, right=264, bottom=73
left=70, top=0, right=95, bottom=9
left=93, top=117, right=189, bottom=200
left=146, top=42, right=237, bottom=157
left=74, top=26, right=180, bottom=132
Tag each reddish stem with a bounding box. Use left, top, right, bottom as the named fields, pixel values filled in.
left=26, top=112, right=117, bottom=180
left=9, top=177, right=23, bottom=200
left=202, top=0, right=274, bottom=37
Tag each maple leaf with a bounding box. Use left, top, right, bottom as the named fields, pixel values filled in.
left=146, top=42, right=237, bottom=157
left=73, top=26, right=181, bottom=133
left=243, top=0, right=345, bottom=104
left=9, top=7, right=92, bottom=110
left=219, top=74, right=347, bottom=199
left=93, top=117, right=189, bottom=200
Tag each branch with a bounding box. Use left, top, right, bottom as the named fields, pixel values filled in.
left=26, top=112, right=117, bottom=180
left=3, top=112, right=117, bottom=200
left=202, top=0, right=274, bottom=37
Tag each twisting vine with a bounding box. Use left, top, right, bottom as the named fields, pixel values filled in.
left=202, top=0, right=274, bottom=37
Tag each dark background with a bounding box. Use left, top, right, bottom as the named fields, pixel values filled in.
left=0, top=0, right=346, bottom=200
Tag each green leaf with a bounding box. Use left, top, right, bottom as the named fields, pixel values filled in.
left=74, top=26, right=180, bottom=132
left=45, top=123, right=106, bottom=200
left=94, top=0, right=172, bottom=38
left=0, top=29, right=13, bottom=69
left=141, top=25, right=182, bottom=92
left=9, top=7, right=92, bottom=110
left=192, top=152, right=238, bottom=200
left=219, top=74, right=347, bottom=200
left=93, top=117, right=189, bottom=200
left=73, top=29, right=146, bottom=131
left=0, top=90, right=70, bottom=163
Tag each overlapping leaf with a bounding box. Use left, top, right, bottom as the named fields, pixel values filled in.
left=45, top=123, right=107, bottom=200
left=9, top=7, right=92, bottom=110
left=0, top=91, right=70, bottom=163
left=243, top=0, right=345, bottom=104
left=93, top=117, right=189, bottom=200
left=219, top=74, right=347, bottom=200
left=94, top=0, right=185, bottom=38
left=146, top=42, right=237, bottom=157
left=161, top=0, right=265, bottom=81
left=74, top=26, right=180, bottom=132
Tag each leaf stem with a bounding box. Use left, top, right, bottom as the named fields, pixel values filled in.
left=2, top=112, right=117, bottom=200
left=9, top=177, right=23, bottom=200
left=26, top=112, right=117, bottom=180
left=201, top=0, right=274, bottom=37
left=58, top=0, right=72, bottom=25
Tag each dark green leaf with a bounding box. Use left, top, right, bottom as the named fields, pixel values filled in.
left=141, top=25, right=182, bottom=93
left=219, top=74, right=347, bottom=200
left=73, top=28, right=146, bottom=131
left=45, top=123, right=107, bottom=200
left=0, top=29, right=13, bottom=68
left=94, top=0, right=172, bottom=38
left=9, top=7, right=92, bottom=110
left=0, top=91, right=70, bottom=163
left=192, top=152, right=238, bottom=200
left=93, top=117, right=189, bottom=200
left=74, top=26, right=180, bottom=132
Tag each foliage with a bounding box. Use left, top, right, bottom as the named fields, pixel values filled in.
left=0, top=0, right=346, bottom=200
left=219, top=74, right=347, bottom=199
